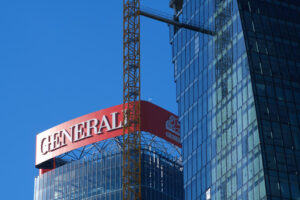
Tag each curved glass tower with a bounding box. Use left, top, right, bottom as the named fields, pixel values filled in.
left=169, top=0, right=300, bottom=199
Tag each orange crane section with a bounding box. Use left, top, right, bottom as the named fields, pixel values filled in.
left=122, top=0, right=142, bottom=200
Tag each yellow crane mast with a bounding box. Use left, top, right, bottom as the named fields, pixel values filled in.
left=122, top=0, right=141, bottom=200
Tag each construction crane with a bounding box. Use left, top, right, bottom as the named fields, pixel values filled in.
left=122, top=0, right=142, bottom=199
left=122, top=0, right=216, bottom=199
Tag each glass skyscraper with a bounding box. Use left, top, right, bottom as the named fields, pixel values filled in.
left=34, top=148, right=183, bottom=200
left=169, top=0, right=300, bottom=199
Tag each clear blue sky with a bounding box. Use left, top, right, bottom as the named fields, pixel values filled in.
left=0, top=0, right=176, bottom=199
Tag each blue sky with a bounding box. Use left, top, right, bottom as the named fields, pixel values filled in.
left=0, top=0, right=176, bottom=199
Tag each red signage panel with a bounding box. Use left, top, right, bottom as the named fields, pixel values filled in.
left=35, top=101, right=180, bottom=167
left=140, top=101, right=181, bottom=146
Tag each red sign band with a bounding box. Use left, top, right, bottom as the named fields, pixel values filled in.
left=35, top=101, right=181, bottom=167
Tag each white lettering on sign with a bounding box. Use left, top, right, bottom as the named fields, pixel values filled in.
left=166, top=132, right=180, bottom=144
left=40, top=112, right=123, bottom=155
left=97, top=115, right=111, bottom=134
left=86, top=119, right=98, bottom=137
left=110, top=112, right=122, bottom=130
left=72, top=122, right=88, bottom=142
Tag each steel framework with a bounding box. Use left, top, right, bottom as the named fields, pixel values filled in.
left=56, top=133, right=182, bottom=165
left=123, top=0, right=142, bottom=199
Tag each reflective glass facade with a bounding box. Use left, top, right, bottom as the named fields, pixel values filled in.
left=34, top=149, right=183, bottom=200
left=169, top=0, right=300, bottom=199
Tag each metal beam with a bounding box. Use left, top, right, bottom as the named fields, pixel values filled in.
left=139, top=10, right=215, bottom=35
